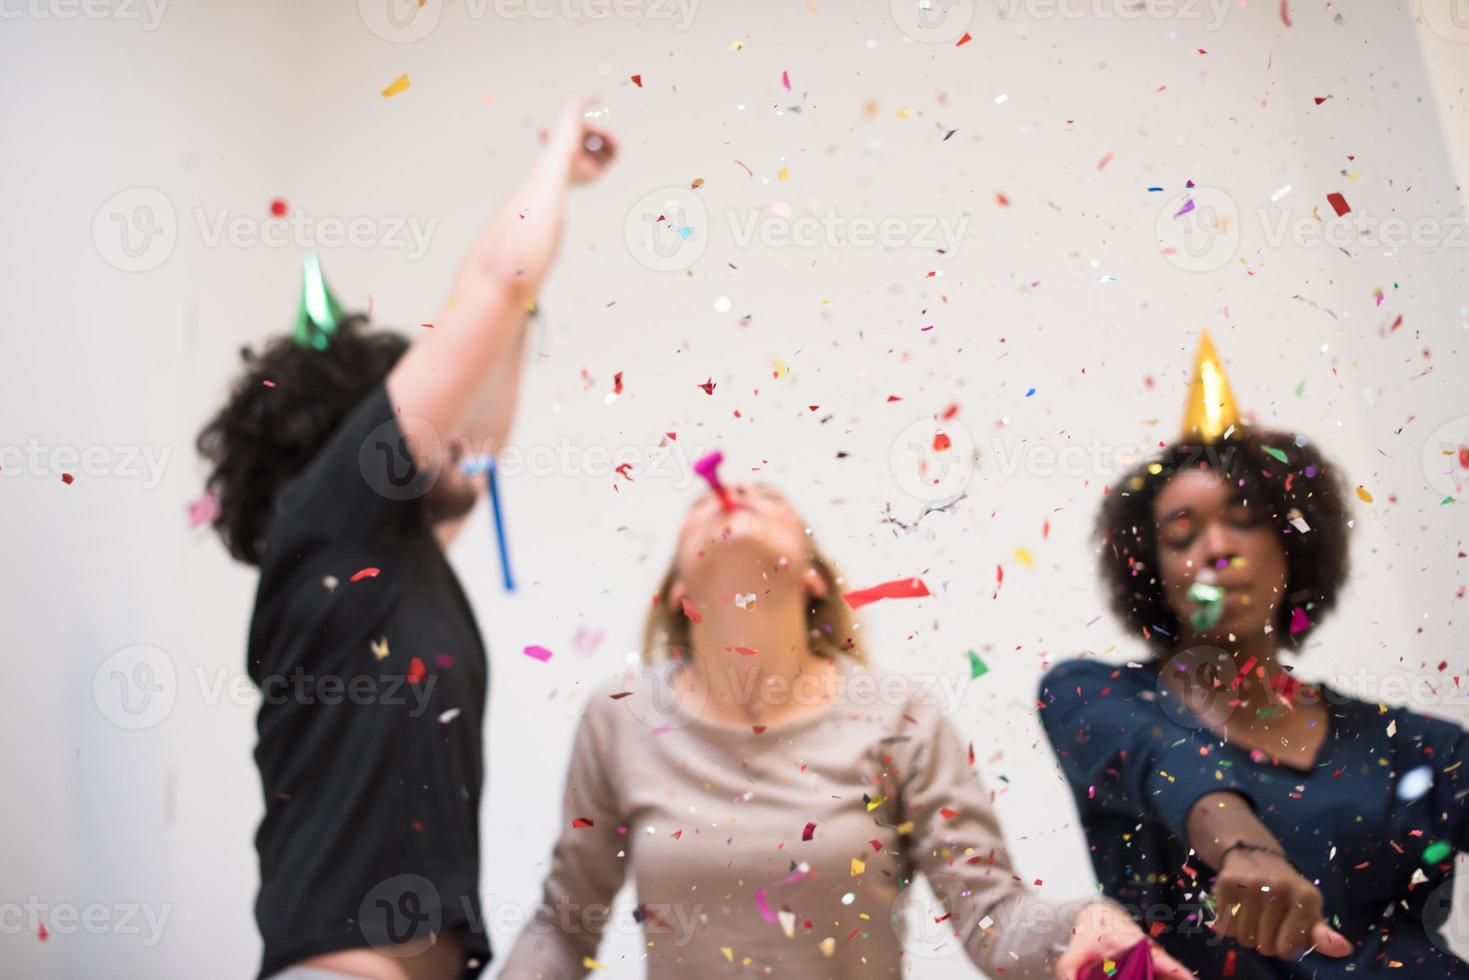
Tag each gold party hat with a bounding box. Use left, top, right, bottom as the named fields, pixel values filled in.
left=1181, top=330, right=1242, bottom=443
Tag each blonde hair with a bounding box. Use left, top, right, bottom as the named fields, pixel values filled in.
left=641, top=544, right=866, bottom=665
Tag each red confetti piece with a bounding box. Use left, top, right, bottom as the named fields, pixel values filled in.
left=613, top=371, right=624, bottom=395
left=842, top=577, right=930, bottom=610
left=698, top=378, right=717, bottom=395
left=995, top=192, right=1010, bottom=207
left=802, top=821, right=816, bottom=841
left=681, top=597, right=703, bottom=624
left=1326, top=192, right=1351, bottom=217
left=37, top=924, right=47, bottom=942
left=630, top=74, right=643, bottom=88
left=1279, top=0, right=1291, bottom=26
left=733, top=646, right=759, bottom=656
left=940, top=403, right=960, bottom=420
left=752, top=725, right=767, bottom=734
left=262, top=379, right=276, bottom=388
left=610, top=691, right=633, bottom=699
left=269, top=198, right=288, bottom=217
left=61, top=473, right=74, bottom=485
left=940, top=806, right=959, bottom=819
left=572, top=817, right=595, bottom=828
left=350, top=567, right=381, bottom=582
left=406, top=656, right=427, bottom=684
left=1097, top=151, right=1115, bottom=170
left=868, top=838, right=882, bottom=851
left=523, top=644, right=554, bottom=662
left=932, top=430, right=951, bottom=451
left=781, top=69, right=791, bottom=91
left=955, top=31, right=972, bottom=46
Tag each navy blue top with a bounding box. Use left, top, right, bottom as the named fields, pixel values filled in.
left=1039, top=658, right=1469, bottom=978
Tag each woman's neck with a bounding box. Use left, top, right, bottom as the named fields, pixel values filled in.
left=1178, top=628, right=1291, bottom=712
left=684, top=587, right=837, bottom=726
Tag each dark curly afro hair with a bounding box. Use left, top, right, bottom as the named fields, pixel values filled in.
left=1096, top=428, right=1352, bottom=655
left=196, top=315, right=407, bottom=565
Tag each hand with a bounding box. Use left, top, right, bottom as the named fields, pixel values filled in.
left=1055, top=900, right=1193, bottom=980
left=1209, top=847, right=1353, bottom=960
left=543, top=95, right=617, bottom=185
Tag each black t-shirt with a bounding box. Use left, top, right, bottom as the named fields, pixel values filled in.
left=246, top=384, right=491, bottom=979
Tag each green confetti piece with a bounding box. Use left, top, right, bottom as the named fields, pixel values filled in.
left=967, top=649, right=989, bottom=678
left=1262, top=446, right=1290, bottom=464
left=1443, top=496, right=1456, bottom=505
left=1295, top=380, right=1306, bottom=397
left=1423, top=840, right=1452, bottom=864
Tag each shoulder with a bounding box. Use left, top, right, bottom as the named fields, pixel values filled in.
left=1038, top=656, right=1144, bottom=699
left=578, top=663, right=685, bottom=740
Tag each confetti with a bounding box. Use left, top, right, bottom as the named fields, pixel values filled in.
left=1326, top=192, right=1351, bottom=217
left=681, top=597, right=703, bottom=624
left=406, top=656, right=427, bottom=684
left=843, top=577, right=930, bottom=610
left=350, top=567, right=381, bottom=582
left=1397, top=765, right=1433, bottom=802
left=967, top=650, right=989, bottom=678
left=1288, top=607, right=1311, bottom=635
left=187, top=489, right=221, bottom=528
left=1262, top=446, right=1289, bottom=464
left=381, top=74, right=410, bottom=98
left=523, top=644, right=554, bottom=662
left=802, top=821, right=816, bottom=841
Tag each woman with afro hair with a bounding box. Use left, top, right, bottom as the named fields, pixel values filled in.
left=1040, top=336, right=1469, bottom=978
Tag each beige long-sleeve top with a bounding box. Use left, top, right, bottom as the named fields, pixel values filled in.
left=500, top=660, right=1078, bottom=978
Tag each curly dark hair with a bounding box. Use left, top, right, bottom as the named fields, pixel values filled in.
left=196, top=315, right=407, bottom=565
left=1096, top=428, right=1352, bottom=654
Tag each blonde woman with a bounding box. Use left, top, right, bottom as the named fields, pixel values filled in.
left=501, top=483, right=1189, bottom=979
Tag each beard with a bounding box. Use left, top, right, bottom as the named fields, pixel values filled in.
left=424, top=470, right=480, bottom=524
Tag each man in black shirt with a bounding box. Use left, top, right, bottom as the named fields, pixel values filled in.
left=197, top=96, right=615, bottom=980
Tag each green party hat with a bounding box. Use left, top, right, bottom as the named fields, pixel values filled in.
left=292, top=252, right=345, bottom=350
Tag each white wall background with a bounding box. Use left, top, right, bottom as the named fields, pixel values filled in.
left=2, top=1, right=1468, bottom=977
